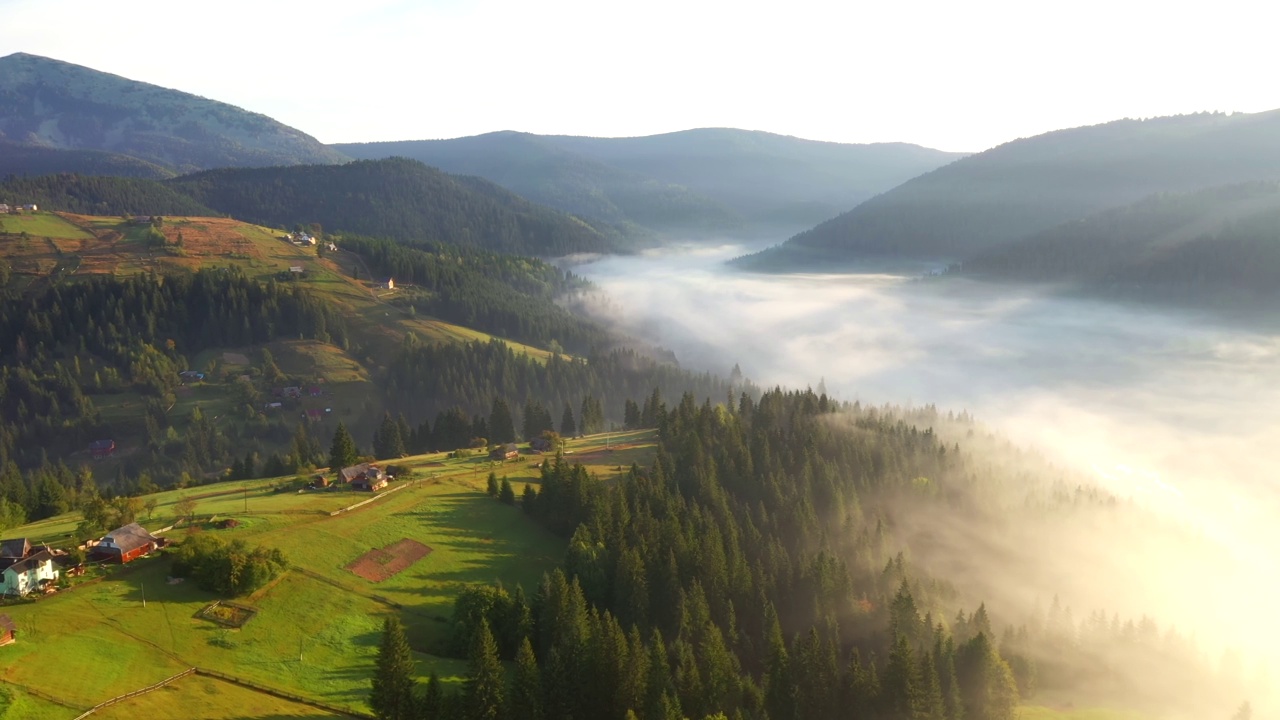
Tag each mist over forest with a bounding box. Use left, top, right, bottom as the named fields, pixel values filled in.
left=571, top=241, right=1280, bottom=715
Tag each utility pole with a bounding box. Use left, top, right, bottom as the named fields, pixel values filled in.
left=299, top=637, right=304, bottom=662
left=243, top=484, right=248, bottom=513
left=141, top=582, right=146, bottom=608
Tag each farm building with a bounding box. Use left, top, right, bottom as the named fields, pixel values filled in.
left=304, top=409, right=323, bottom=422
left=339, top=463, right=388, bottom=491
left=490, top=443, right=519, bottom=462
left=88, top=439, right=116, bottom=460
left=93, top=523, right=159, bottom=564
left=382, top=278, right=395, bottom=290
left=0, top=539, right=31, bottom=560
left=22, top=204, right=37, bottom=211
left=1, top=546, right=59, bottom=597
left=0, top=614, right=14, bottom=645
left=0, top=204, right=9, bottom=214
left=179, top=370, right=205, bottom=382
left=530, top=437, right=553, bottom=453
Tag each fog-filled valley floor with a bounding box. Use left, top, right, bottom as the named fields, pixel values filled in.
left=571, top=242, right=1280, bottom=717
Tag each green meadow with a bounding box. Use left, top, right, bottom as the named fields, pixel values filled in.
left=0, top=432, right=657, bottom=718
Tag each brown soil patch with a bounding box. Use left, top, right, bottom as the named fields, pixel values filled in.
left=345, top=539, right=433, bottom=582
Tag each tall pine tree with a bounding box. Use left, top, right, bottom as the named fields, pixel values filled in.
left=370, top=617, right=416, bottom=720
left=329, top=422, right=357, bottom=472
left=467, top=619, right=505, bottom=720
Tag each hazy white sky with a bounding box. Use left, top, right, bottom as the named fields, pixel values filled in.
left=1, top=0, right=1275, bottom=151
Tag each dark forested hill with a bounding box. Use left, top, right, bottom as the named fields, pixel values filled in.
left=743, top=110, right=1280, bottom=268
left=334, top=132, right=743, bottom=238
left=0, top=142, right=175, bottom=179
left=0, top=52, right=348, bottom=173
left=168, top=158, right=620, bottom=255
left=335, top=129, right=960, bottom=238
left=958, top=181, right=1280, bottom=310
left=0, top=173, right=216, bottom=215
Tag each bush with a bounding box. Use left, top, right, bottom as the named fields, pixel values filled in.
left=170, top=534, right=287, bottom=596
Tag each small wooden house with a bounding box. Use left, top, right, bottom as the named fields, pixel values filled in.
left=88, top=439, right=116, bottom=459
left=93, top=523, right=159, bottom=564
left=340, top=463, right=388, bottom=491
left=489, top=443, right=519, bottom=462
left=0, top=614, right=15, bottom=645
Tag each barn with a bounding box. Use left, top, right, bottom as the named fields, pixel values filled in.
left=93, top=523, right=159, bottom=564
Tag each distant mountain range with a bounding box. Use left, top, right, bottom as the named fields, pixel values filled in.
left=0, top=52, right=347, bottom=173
left=334, top=130, right=962, bottom=238
left=742, top=110, right=1280, bottom=268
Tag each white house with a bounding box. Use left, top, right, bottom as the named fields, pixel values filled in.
left=383, top=278, right=395, bottom=290
left=0, top=204, right=10, bottom=214
left=0, top=547, right=59, bottom=596
left=22, top=204, right=37, bottom=212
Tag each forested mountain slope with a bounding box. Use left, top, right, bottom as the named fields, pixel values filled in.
left=743, top=110, right=1280, bottom=267
left=169, top=158, right=621, bottom=256
left=0, top=141, right=176, bottom=179
left=957, top=181, right=1280, bottom=311
left=425, top=391, right=1260, bottom=720
left=0, top=52, right=348, bottom=172
left=0, top=173, right=216, bottom=215
left=336, top=129, right=960, bottom=238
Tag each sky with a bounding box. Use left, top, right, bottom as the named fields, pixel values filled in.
left=1, top=0, right=1277, bottom=151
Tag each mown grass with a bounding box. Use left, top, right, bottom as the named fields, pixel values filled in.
left=0, top=212, right=94, bottom=239
left=0, top=685, right=70, bottom=720
left=92, top=674, right=344, bottom=719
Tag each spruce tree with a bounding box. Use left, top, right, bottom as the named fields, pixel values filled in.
left=560, top=402, right=577, bottom=437
left=486, top=471, right=499, bottom=498
left=467, top=619, right=505, bottom=720
left=329, top=422, right=358, bottom=472
left=489, top=398, right=516, bottom=444
left=509, top=637, right=543, bottom=720
left=421, top=672, right=444, bottom=720
left=370, top=617, right=416, bottom=720
left=374, top=412, right=405, bottom=459
left=499, top=478, right=516, bottom=505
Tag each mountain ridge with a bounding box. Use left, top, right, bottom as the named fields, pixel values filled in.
left=0, top=52, right=349, bottom=172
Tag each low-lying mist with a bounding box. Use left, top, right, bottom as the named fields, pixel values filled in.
left=568, top=242, right=1280, bottom=715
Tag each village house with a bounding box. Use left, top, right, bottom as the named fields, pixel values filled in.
left=529, top=436, right=553, bottom=453
left=92, top=523, right=159, bottom=564
left=179, top=370, right=205, bottom=382
left=489, top=443, right=519, bottom=462
left=339, top=463, right=388, bottom=491
left=0, top=204, right=10, bottom=214
left=382, top=278, right=395, bottom=290
left=1, top=541, right=60, bottom=597
left=22, top=204, right=37, bottom=212
left=304, top=409, right=323, bottom=422
left=88, top=439, right=116, bottom=460
left=0, top=614, right=14, bottom=645
left=325, top=242, right=338, bottom=252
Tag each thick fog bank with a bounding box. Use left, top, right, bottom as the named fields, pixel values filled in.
left=569, top=242, right=1280, bottom=686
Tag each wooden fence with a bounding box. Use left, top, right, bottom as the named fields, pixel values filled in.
left=70, top=668, right=195, bottom=719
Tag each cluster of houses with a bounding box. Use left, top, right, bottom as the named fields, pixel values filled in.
left=88, top=439, right=116, bottom=460
left=282, top=232, right=316, bottom=246
left=0, top=203, right=38, bottom=214
left=0, top=522, right=163, bottom=607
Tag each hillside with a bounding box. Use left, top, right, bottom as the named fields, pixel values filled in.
left=742, top=110, right=1280, bottom=268
left=0, top=174, right=215, bottom=216
left=0, top=52, right=348, bottom=173
left=168, top=158, right=621, bottom=256
left=0, top=142, right=175, bottom=179
left=334, top=128, right=960, bottom=238
left=335, top=132, right=742, bottom=238
left=958, top=181, right=1280, bottom=311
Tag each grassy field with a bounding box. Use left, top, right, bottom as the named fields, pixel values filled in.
left=0, top=431, right=657, bottom=717
left=92, top=674, right=344, bottom=719
left=0, top=212, right=94, bottom=239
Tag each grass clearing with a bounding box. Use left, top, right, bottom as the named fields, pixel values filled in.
left=92, top=673, right=345, bottom=719
left=0, top=212, right=94, bottom=239
left=0, top=431, right=652, bottom=713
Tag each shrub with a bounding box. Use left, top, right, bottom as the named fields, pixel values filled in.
left=170, top=534, right=287, bottom=596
